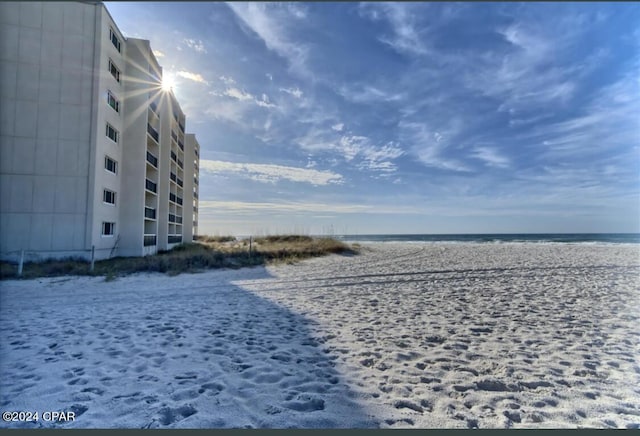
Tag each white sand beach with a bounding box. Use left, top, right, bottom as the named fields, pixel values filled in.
left=1, top=242, right=639, bottom=428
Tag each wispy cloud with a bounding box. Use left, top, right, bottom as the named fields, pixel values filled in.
left=176, top=70, right=209, bottom=85
left=183, top=38, right=207, bottom=53
left=221, top=87, right=276, bottom=109
left=152, top=49, right=165, bottom=58
left=398, top=120, right=470, bottom=172
left=338, top=84, right=405, bottom=103
left=471, top=146, right=510, bottom=168
left=279, top=87, right=303, bottom=99
left=200, top=160, right=344, bottom=186
left=296, top=131, right=404, bottom=175
left=227, top=2, right=311, bottom=78
left=199, top=200, right=370, bottom=214
left=219, top=75, right=236, bottom=85
left=359, top=3, right=429, bottom=56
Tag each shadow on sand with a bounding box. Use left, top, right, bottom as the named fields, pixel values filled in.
left=0, top=267, right=377, bottom=428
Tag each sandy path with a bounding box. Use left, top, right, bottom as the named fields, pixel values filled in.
left=1, top=242, right=639, bottom=428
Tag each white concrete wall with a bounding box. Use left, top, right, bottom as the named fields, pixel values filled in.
left=0, top=2, right=99, bottom=261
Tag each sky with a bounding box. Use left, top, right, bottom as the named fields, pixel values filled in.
left=105, top=2, right=640, bottom=236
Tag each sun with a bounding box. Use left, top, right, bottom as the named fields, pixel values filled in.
left=161, top=73, right=175, bottom=91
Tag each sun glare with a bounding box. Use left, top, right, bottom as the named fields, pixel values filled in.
left=161, top=73, right=175, bottom=91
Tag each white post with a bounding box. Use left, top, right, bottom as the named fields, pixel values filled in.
left=17, top=250, right=24, bottom=277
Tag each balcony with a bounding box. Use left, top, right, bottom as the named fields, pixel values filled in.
left=147, top=124, right=159, bottom=143
left=171, top=131, right=178, bottom=142
left=170, top=172, right=177, bottom=183
left=144, top=207, right=156, bottom=220
left=177, top=159, right=183, bottom=169
left=171, top=150, right=177, bottom=162
left=194, top=177, right=198, bottom=185
left=168, top=235, right=182, bottom=244
left=193, top=191, right=198, bottom=199
left=178, top=139, right=184, bottom=151
left=169, top=214, right=176, bottom=223
left=144, top=234, right=157, bottom=246
left=176, top=216, right=183, bottom=224
left=177, top=177, right=183, bottom=188
left=176, top=196, right=183, bottom=206
left=169, top=193, right=176, bottom=203
left=145, top=179, right=157, bottom=193
left=146, top=151, right=158, bottom=168
left=178, top=121, right=185, bottom=133
left=149, top=101, right=158, bottom=115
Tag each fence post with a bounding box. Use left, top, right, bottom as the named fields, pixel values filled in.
left=90, top=245, right=95, bottom=273
left=17, top=250, right=24, bottom=277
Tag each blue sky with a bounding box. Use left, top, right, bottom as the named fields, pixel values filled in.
left=105, top=2, right=640, bottom=236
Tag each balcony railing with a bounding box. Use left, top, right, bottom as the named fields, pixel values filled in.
left=168, top=235, right=182, bottom=244
left=146, top=151, right=158, bottom=168
left=177, top=177, right=183, bottom=188
left=177, top=159, right=183, bottom=169
left=176, top=216, right=183, bottom=224
left=170, top=172, right=177, bottom=183
left=147, top=124, right=159, bottom=142
left=176, top=196, right=183, bottom=206
left=144, top=234, right=157, bottom=246
left=144, top=207, right=156, bottom=220
left=171, top=150, right=177, bottom=162
left=169, top=214, right=176, bottom=223
left=169, top=193, right=176, bottom=203
left=171, top=131, right=177, bottom=142
left=145, top=179, right=157, bottom=193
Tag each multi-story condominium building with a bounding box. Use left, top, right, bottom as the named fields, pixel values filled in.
left=0, top=1, right=200, bottom=261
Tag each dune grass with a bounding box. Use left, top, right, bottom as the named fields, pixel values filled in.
left=0, top=235, right=358, bottom=280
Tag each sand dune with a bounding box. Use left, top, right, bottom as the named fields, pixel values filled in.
left=1, top=242, right=639, bottom=428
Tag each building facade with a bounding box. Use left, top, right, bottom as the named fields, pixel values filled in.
left=0, top=1, right=200, bottom=261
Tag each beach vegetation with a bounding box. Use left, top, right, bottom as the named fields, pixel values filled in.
left=0, top=235, right=358, bottom=280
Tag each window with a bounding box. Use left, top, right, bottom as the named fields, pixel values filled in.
left=104, top=156, right=118, bottom=174
left=108, top=59, right=120, bottom=83
left=107, top=90, right=120, bottom=113
left=106, top=123, right=118, bottom=143
left=103, top=189, right=116, bottom=205
left=109, top=27, right=121, bottom=52
left=102, top=222, right=115, bottom=236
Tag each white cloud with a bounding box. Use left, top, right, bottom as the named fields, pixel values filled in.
left=152, top=50, right=165, bottom=58
left=221, top=87, right=277, bottom=109
left=200, top=160, right=344, bottom=186
left=279, top=87, right=303, bottom=99
left=198, top=200, right=371, bottom=215
left=219, top=76, right=236, bottom=85
left=183, top=38, right=207, bottom=53
left=176, top=70, right=209, bottom=85
left=224, top=87, right=254, bottom=101
left=399, top=120, right=470, bottom=172
left=331, top=123, right=344, bottom=132
left=338, top=84, right=404, bottom=103
left=359, top=3, right=429, bottom=56
left=227, top=2, right=310, bottom=79
left=471, top=147, right=510, bottom=168
left=296, top=130, right=404, bottom=174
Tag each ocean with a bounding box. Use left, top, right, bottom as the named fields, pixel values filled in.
left=334, top=233, right=640, bottom=244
